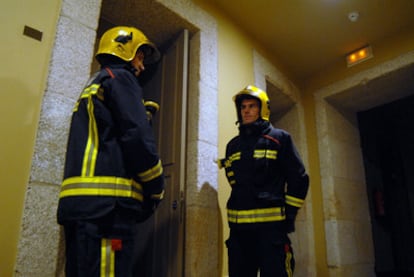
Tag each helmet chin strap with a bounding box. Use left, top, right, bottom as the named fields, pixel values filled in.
left=125, top=63, right=138, bottom=76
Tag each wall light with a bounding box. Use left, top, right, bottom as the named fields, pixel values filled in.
left=346, top=45, right=373, bottom=67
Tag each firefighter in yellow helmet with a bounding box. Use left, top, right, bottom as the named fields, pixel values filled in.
left=218, top=85, right=309, bottom=277
left=57, top=26, right=164, bottom=277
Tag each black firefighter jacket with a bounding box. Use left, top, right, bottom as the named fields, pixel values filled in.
left=219, top=120, right=309, bottom=231
left=57, top=65, right=165, bottom=224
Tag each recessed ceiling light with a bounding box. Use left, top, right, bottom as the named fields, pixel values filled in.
left=348, top=11, right=360, bottom=22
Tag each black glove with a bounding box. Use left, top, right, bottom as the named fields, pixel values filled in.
left=285, top=205, right=298, bottom=233
left=284, top=217, right=296, bottom=233
left=136, top=199, right=160, bottom=222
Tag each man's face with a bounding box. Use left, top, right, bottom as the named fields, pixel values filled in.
left=131, top=50, right=145, bottom=77
left=240, top=98, right=260, bottom=124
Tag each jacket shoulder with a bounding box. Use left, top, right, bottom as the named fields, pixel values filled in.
left=227, top=135, right=240, bottom=146
left=263, top=126, right=290, bottom=145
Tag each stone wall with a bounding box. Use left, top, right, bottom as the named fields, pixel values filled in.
left=315, top=51, right=414, bottom=276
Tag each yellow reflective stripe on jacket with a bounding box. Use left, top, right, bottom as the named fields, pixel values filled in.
left=222, top=152, right=241, bottom=169
left=227, top=207, right=285, bottom=223
left=78, top=83, right=104, bottom=177
left=253, top=149, right=278, bottom=159
left=226, top=171, right=236, bottom=186
left=229, top=152, right=241, bottom=161
left=137, top=159, right=163, bottom=183
left=74, top=84, right=104, bottom=112
left=285, top=195, right=305, bottom=208
left=81, top=94, right=99, bottom=176
left=80, top=84, right=104, bottom=100
left=59, top=176, right=143, bottom=201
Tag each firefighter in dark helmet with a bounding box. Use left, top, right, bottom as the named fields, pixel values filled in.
left=218, top=85, right=309, bottom=277
left=57, top=26, right=165, bottom=277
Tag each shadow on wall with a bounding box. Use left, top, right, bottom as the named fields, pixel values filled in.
left=133, top=181, right=222, bottom=276
left=188, top=182, right=223, bottom=276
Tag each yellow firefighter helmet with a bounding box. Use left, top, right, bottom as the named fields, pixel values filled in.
left=233, top=85, right=270, bottom=122
left=96, top=26, right=160, bottom=65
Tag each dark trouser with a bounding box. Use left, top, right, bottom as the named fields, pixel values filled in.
left=226, top=227, right=295, bottom=277
left=63, top=209, right=138, bottom=277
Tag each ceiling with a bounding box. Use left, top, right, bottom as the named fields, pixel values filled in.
left=99, top=0, right=414, bottom=120
left=100, top=0, right=414, bottom=82
left=206, top=0, right=414, bottom=81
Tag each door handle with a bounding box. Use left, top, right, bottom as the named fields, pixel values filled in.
left=172, top=200, right=178, bottom=210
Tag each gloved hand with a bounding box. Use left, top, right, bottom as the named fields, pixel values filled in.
left=144, top=101, right=159, bottom=123
left=214, top=158, right=226, bottom=169
left=285, top=205, right=298, bottom=233
left=136, top=199, right=160, bottom=222
left=284, top=217, right=296, bottom=233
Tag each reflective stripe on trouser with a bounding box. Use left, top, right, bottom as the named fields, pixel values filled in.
left=63, top=211, right=136, bottom=277
left=283, top=243, right=294, bottom=277
left=101, top=239, right=116, bottom=277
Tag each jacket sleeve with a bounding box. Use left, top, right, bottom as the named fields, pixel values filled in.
left=103, top=69, right=165, bottom=201
left=280, top=131, right=309, bottom=216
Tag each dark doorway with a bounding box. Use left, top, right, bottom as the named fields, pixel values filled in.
left=358, top=94, right=414, bottom=276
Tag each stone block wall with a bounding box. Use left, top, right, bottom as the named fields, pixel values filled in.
left=314, top=51, right=414, bottom=276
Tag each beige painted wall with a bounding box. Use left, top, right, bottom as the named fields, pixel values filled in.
left=194, top=1, right=312, bottom=275
left=0, top=1, right=61, bottom=276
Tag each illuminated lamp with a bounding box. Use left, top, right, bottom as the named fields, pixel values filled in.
left=346, top=45, right=373, bottom=67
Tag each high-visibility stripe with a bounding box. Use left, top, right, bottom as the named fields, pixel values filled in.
left=137, top=159, right=163, bottom=182
left=75, top=83, right=106, bottom=177
left=101, top=239, right=115, bottom=277
left=151, top=190, right=165, bottom=200
left=227, top=170, right=235, bottom=186
left=81, top=93, right=99, bottom=177
left=59, top=176, right=143, bottom=201
left=227, top=207, right=285, bottom=223
left=80, top=84, right=104, bottom=100
left=284, top=244, right=293, bottom=277
left=253, top=149, right=278, bottom=159
left=285, top=195, right=305, bottom=208
left=223, top=152, right=241, bottom=169
left=229, top=152, right=241, bottom=161
left=73, top=84, right=101, bottom=112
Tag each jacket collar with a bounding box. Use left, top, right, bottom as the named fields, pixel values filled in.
left=239, top=120, right=271, bottom=137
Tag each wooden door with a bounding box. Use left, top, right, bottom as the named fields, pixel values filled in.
left=135, top=29, right=189, bottom=277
